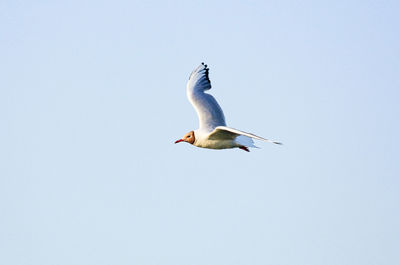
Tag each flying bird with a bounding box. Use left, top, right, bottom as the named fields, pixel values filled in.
left=175, top=63, right=281, bottom=152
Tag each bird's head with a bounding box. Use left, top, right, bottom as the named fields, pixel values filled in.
left=175, top=131, right=195, bottom=145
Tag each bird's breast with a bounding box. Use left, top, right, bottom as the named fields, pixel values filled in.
left=194, top=138, right=238, bottom=150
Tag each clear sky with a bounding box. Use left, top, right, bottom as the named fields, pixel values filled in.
left=1, top=1, right=399, bottom=265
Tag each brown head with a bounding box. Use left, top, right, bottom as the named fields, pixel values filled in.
left=175, top=131, right=195, bottom=145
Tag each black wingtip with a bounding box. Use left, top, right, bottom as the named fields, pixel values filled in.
left=204, top=65, right=210, bottom=82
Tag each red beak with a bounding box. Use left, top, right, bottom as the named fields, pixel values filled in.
left=175, top=139, right=184, bottom=144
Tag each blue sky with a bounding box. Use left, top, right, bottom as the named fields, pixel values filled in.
left=1, top=1, right=399, bottom=265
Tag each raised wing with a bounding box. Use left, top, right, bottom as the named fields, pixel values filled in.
left=186, top=63, right=226, bottom=131
left=208, top=126, right=282, bottom=145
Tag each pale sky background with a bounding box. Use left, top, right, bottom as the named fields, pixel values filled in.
left=1, top=1, right=399, bottom=265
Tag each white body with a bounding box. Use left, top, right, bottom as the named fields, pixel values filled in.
left=193, top=129, right=250, bottom=149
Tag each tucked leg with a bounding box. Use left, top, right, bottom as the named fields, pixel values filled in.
left=239, top=146, right=250, bottom=152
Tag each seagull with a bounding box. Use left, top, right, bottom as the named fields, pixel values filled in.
left=175, top=63, right=281, bottom=152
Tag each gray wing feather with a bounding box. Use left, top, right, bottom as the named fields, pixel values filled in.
left=209, top=126, right=282, bottom=145
left=186, top=63, right=226, bottom=131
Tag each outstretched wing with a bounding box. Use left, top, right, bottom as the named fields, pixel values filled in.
left=186, top=63, right=226, bottom=131
left=208, top=126, right=282, bottom=145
